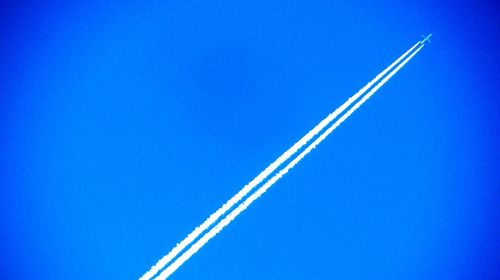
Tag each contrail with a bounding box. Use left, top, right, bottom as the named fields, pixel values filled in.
left=139, top=42, right=422, bottom=280
left=151, top=42, right=425, bottom=279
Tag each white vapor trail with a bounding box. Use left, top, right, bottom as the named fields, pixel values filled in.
left=151, top=43, right=425, bottom=280
left=139, top=42, right=421, bottom=280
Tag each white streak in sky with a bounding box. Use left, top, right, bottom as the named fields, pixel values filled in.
left=139, top=41, right=421, bottom=280
left=151, top=44, right=425, bottom=280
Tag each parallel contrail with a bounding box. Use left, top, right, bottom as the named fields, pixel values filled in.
left=150, top=42, right=425, bottom=280
left=139, top=42, right=422, bottom=280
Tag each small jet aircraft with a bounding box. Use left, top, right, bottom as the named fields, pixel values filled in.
left=420, top=33, right=432, bottom=44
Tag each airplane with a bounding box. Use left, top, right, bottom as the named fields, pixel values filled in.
left=420, top=33, right=432, bottom=44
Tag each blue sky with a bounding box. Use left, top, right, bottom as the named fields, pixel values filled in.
left=1, top=0, right=499, bottom=279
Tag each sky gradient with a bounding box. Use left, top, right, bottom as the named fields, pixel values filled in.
left=1, top=0, right=499, bottom=279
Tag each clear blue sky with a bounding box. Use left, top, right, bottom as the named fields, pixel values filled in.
left=1, top=0, right=499, bottom=279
